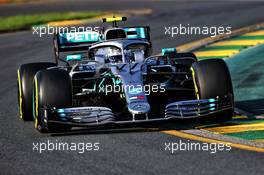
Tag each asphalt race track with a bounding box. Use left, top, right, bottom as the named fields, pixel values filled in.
left=1, top=1, right=264, bottom=175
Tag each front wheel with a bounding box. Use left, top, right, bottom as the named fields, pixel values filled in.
left=191, top=59, right=234, bottom=122
left=17, top=62, right=56, bottom=121
left=33, top=69, right=72, bottom=133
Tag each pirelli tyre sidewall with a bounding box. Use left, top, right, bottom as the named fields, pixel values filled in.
left=33, top=68, right=72, bottom=133
left=17, top=62, right=57, bottom=121
left=191, top=59, right=234, bottom=121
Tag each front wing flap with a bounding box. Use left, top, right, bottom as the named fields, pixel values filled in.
left=165, top=96, right=233, bottom=119
left=47, top=107, right=115, bottom=126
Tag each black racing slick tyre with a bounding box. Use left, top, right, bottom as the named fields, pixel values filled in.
left=17, top=62, right=56, bottom=121
left=191, top=59, right=234, bottom=122
left=33, top=69, right=72, bottom=133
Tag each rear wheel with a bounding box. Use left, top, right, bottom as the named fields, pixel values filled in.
left=33, top=69, right=72, bottom=133
left=17, top=62, right=56, bottom=121
left=191, top=59, right=234, bottom=122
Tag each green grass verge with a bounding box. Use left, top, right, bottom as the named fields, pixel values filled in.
left=225, top=130, right=264, bottom=140
left=0, top=11, right=103, bottom=32
left=0, top=0, right=35, bottom=3
left=232, top=35, right=264, bottom=40
left=197, top=56, right=226, bottom=60
left=197, top=45, right=246, bottom=51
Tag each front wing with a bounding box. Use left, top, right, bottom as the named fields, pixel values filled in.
left=41, top=96, right=233, bottom=127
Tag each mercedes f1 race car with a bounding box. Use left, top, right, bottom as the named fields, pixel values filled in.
left=17, top=17, right=234, bottom=132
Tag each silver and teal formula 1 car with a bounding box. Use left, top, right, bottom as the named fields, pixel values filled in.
left=17, top=17, right=234, bottom=132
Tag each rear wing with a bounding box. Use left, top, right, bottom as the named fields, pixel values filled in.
left=53, top=26, right=151, bottom=63
left=123, top=26, right=151, bottom=42
left=54, top=31, right=101, bottom=52
left=53, top=27, right=150, bottom=52
left=101, top=16, right=150, bottom=41
left=53, top=31, right=101, bottom=62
